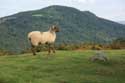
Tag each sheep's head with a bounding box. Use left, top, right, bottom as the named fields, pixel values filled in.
left=51, top=25, right=60, bottom=32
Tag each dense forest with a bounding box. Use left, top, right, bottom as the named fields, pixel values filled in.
left=0, top=5, right=125, bottom=53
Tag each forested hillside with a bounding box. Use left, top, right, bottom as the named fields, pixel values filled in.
left=0, top=5, right=125, bottom=52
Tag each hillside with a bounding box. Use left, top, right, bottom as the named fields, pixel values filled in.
left=0, top=50, right=125, bottom=83
left=118, top=21, right=125, bottom=25
left=0, top=5, right=125, bottom=52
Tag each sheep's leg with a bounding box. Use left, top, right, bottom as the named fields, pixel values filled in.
left=48, top=44, right=51, bottom=55
left=37, top=42, right=42, bottom=52
left=29, top=38, right=36, bottom=55
left=52, top=44, right=56, bottom=53
left=31, top=45, right=36, bottom=55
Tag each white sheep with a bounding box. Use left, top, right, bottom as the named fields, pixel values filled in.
left=28, top=25, right=60, bottom=55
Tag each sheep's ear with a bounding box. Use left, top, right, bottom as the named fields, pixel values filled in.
left=50, top=26, right=54, bottom=31
left=52, top=25, right=55, bottom=30
left=49, top=27, right=51, bottom=30
left=52, top=25, right=55, bottom=28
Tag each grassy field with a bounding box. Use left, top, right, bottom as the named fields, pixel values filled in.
left=0, top=50, right=125, bottom=83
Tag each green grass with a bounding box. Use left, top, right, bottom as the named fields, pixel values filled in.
left=0, top=50, right=125, bottom=83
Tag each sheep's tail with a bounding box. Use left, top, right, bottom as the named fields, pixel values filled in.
left=27, top=33, right=31, bottom=41
left=28, top=36, right=32, bottom=44
left=27, top=33, right=32, bottom=46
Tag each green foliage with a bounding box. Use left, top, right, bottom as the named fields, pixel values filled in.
left=0, top=50, right=125, bottom=83
left=0, top=49, right=14, bottom=56
left=0, top=5, right=125, bottom=53
left=110, top=38, right=125, bottom=49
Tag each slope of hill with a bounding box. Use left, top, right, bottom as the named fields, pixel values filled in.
left=118, top=21, right=125, bottom=25
left=0, top=5, right=125, bottom=52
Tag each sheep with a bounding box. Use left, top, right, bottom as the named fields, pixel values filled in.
left=28, top=25, right=60, bottom=55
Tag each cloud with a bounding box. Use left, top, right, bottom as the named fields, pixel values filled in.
left=74, top=0, right=96, bottom=4
left=0, top=0, right=124, bottom=21
left=75, top=0, right=87, bottom=3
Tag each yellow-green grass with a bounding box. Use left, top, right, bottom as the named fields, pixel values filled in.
left=0, top=50, right=125, bottom=83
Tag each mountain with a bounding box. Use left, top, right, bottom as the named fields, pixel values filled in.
left=0, top=5, right=125, bottom=53
left=118, top=21, right=125, bottom=25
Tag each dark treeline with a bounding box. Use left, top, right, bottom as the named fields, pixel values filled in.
left=0, top=38, right=124, bottom=56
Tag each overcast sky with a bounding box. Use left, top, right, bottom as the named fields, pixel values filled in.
left=0, top=0, right=125, bottom=21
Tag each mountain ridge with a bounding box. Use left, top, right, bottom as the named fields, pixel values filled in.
left=0, top=5, right=125, bottom=52
left=118, top=21, right=125, bottom=25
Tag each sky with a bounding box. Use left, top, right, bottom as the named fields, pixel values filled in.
left=0, top=0, right=125, bottom=21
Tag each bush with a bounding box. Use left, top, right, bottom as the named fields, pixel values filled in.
left=0, top=49, right=14, bottom=56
